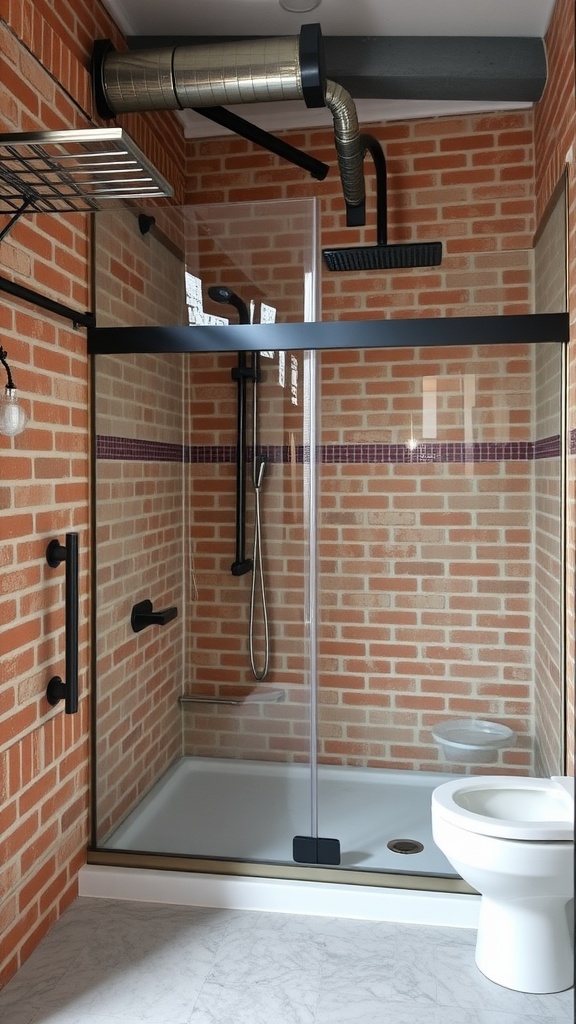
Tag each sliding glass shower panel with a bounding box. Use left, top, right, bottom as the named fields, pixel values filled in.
left=92, top=347, right=316, bottom=862
left=92, top=198, right=321, bottom=864
left=315, top=339, right=565, bottom=874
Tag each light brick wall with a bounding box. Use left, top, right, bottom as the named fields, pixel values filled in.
left=533, top=185, right=568, bottom=777
left=92, top=212, right=189, bottom=841
left=179, top=340, right=562, bottom=776
left=534, top=0, right=576, bottom=777
left=316, top=344, right=537, bottom=773
left=182, top=350, right=311, bottom=760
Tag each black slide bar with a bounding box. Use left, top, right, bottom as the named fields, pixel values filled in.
left=46, top=534, right=79, bottom=714
left=231, top=354, right=255, bottom=576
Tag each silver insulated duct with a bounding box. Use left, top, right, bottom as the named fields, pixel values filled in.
left=91, top=26, right=366, bottom=221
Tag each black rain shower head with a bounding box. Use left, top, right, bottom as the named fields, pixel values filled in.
left=323, top=135, right=442, bottom=273
left=323, top=241, right=442, bottom=272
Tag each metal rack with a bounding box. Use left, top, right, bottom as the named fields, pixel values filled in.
left=0, top=127, right=173, bottom=325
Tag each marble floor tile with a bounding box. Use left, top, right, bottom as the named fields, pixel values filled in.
left=434, top=942, right=574, bottom=1020
left=432, top=1011, right=563, bottom=1024
left=0, top=897, right=572, bottom=1024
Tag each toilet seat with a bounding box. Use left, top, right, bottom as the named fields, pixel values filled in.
left=432, top=776, right=574, bottom=841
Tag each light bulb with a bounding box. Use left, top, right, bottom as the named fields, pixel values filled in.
left=0, top=388, right=28, bottom=437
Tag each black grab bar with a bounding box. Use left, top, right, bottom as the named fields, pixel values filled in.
left=45, top=533, right=79, bottom=714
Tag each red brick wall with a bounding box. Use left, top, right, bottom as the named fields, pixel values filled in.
left=0, top=4, right=182, bottom=987
left=1, top=0, right=575, bottom=992
left=186, top=112, right=535, bottom=322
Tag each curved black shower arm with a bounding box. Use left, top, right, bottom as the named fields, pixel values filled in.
left=344, top=132, right=387, bottom=235
left=358, top=134, right=388, bottom=247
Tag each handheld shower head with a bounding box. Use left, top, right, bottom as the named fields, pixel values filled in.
left=208, top=285, right=250, bottom=324
left=254, top=455, right=267, bottom=490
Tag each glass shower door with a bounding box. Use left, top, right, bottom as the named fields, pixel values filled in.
left=91, top=198, right=323, bottom=867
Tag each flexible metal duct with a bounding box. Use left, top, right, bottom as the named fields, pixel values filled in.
left=91, top=26, right=366, bottom=220
left=324, top=79, right=365, bottom=221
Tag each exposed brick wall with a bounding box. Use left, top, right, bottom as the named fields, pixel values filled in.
left=0, top=23, right=92, bottom=985
left=92, top=215, right=188, bottom=841
left=185, top=112, right=535, bottom=322
left=180, top=340, right=562, bottom=776
left=1, top=0, right=575, bottom=993
left=0, top=5, right=183, bottom=987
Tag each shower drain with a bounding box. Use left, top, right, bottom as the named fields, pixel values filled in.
left=387, top=838, right=424, bottom=855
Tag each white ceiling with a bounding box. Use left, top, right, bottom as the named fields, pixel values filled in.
left=100, top=0, right=557, bottom=138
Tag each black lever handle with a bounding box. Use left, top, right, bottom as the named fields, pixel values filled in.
left=131, top=599, right=178, bottom=633
left=45, top=533, right=79, bottom=714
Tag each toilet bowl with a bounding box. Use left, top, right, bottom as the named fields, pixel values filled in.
left=431, top=775, right=574, bottom=993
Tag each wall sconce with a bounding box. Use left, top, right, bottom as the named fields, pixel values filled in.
left=0, top=346, right=28, bottom=436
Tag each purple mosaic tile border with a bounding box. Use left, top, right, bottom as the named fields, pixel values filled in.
left=96, top=436, right=184, bottom=462
left=534, top=435, right=562, bottom=459
left=97, top=435, right=563, bottom=464
left=319, top=441, right=537, bottom=464
left=187, top=444, right=236, bottom=464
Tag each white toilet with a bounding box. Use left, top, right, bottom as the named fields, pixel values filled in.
left=431, top=775, right=574, bottom=993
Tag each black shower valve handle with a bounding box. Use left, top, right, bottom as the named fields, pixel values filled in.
left=131, top=599, right=178, bottom=633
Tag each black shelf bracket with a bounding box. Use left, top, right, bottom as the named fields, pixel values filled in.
left=0, top=273, right=95, bottom=328
left=0, top=198, right=33, bottom=244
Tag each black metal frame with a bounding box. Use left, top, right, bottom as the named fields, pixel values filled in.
left=193, top=106, right=329, bottom=182
left=87, top=309, right=570, bottom=866
left=87, top=312, right=569, bottom=356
